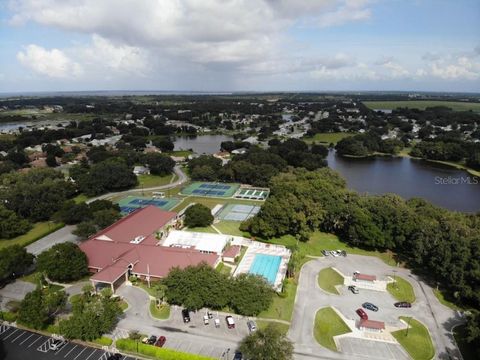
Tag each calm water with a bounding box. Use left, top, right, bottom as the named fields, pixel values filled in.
left=327, top=150, right=480, bottom=213
left=173, top=135, right=234, bottom=154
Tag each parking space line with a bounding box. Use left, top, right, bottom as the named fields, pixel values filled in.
left=3, top=328, right=19, bottom=340
left=19, top=333, right=35, bottom=345
left=11, top=330, right=27, bottom=343
left=64, top=344, right=77, bottom=358
left=84, top=348, right=97, bottom=360
left=55, top=342, right=70, bottom=356
left=73, top=347, right=87, bottom=360
left=28, top=335, right=42, bottom=347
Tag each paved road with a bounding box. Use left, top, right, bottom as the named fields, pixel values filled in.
left=288, top=255, right=464, bottom=360
left=25, top=225, right=79, bottom=256
left=0, top=281, right=35, bottom=311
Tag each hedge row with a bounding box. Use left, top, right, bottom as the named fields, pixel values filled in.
left=92, top=337, right=113, bottom=346
left=116, top=339, right=215, bottom=360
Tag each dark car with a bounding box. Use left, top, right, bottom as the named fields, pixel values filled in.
left=107, top=354, right=122, bottom=360
left=182, top=309, right=191, bottom=323
left=362, top=302, right=379, bottom=312
left=143, top=335, right=157, bottom=345
left=233, top=351, right=243, bottom=360
left=356, top=308, right=368, bottom=320
left=394, top=302, right=412, bottom=308
left=155, top=336, right=166, bottom=347
left=348, top=285, right=359, bottom=294
left=340, top=250, right=347, bottom=257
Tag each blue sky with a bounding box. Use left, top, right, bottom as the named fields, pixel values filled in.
left=0, top=0, right=479, bottom=93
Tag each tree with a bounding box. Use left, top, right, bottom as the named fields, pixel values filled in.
left=18, top=287, right=66, bottom=330
left=46, top=154, right=58, bottom=167
left=92, top=209, right=121, bottom=229
left=239, top=324, right=294, bottom=360
left=184, top=204, right=214, bottom=228
left=143, top=153, right=175, bottom=176
left=0, top=205, right=31, bottom=238
left=54, top=201, right=92, bottom=225
left=152, top=137, right=174, bottom=152
left=230, top=274, right=273, bottom=316
left=73, top=221, right=98, bottom=239
left=36, top=243, right=88, bottom=282
left=0, top=245, right=34, bottom=280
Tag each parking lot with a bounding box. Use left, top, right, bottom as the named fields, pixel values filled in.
left=0, top=325, right=136, bottom=360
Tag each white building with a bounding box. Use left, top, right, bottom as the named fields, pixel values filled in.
left=162, top=230, right=233, bottom=255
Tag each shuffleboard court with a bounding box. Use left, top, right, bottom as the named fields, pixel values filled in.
left=118, top=196, right=180, bottom=214
left=216, top=203, right=262, bottom=221
left=181, top=182, right=240, bottom=198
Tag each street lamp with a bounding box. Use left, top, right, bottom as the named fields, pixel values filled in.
left=405, top=316, right=413, bottom=337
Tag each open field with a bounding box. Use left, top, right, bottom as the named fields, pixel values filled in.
left=313, top=307, right=351, bottom=351
left=0, top=221, right=64, bottom=249
left=256, top=320, right=290, bottom=335
left=214, top=220, right=250, bottom=237
left=387, top=276, right=416, bottom=303
left=317, top=267, right=344, bottom=295
left=363, top=100, right=480, bottom=112
left=303, top=132, right=355, bottom=144
left=392, top=317, right=435, bottom=360
left=135, top=173, right=176, bottom=188
left=258, top=278, right=297, bottom=322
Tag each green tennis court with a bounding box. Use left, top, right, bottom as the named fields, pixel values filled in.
left=180, top=182, right=240, bottom=198
left=216, top=203, right=261, bottom=221
left=118, top=196, right=181, bottom=214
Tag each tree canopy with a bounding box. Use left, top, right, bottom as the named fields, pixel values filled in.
left=36, top=243, right=88, bottom=282
left=184, top=204, right=214, bottom=228
left=239, top=324, right=294, bottom=360
left=17, top=287, right=66, bottom=330
left=0, top=245, right=34, bottom=280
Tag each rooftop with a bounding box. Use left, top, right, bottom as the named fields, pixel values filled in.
left=354, top=273, right=377, bottom=282
left=359, top=319, right=385, bottom=330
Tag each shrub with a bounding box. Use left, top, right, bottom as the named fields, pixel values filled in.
left=92, top=337, right=113, bottom=346
left=0, top=311, right=18, bottom=323
left=116, top=339, right=215, bottom=360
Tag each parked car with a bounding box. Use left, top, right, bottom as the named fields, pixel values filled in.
left=340, top=250, right=347, bottom=257
left=394, top=302, right=412, bottom=308
left=182, top=309, right=191, bottom=323
left=348, top=285, right=359, bottom=294
left=362, top=302, right=379, bottom=312
left=155, top=336, right=166, bottom=347
left=214, top=318, right=220, bottom=328
left=49, top=339, right=66, bottom=351
left=107, top=354, right=122, bottom=360
left=142, top=335, right=157, bottom=345
left=233, top=351, right=243, bottom=360
left=203, top=315, right=209, bottom=325
left=247, top=320, right=257, bottom=333
left=226, top=315, right=235, bottom=329
left=356, top=308, right=368, bottom=320
left=330, top=250, right=339, bottom=257
left=321, top=250, right=329, bottom=256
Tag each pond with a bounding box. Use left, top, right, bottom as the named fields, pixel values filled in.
left=173, top=135, right=234, bottom=154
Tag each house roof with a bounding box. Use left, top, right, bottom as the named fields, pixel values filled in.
left=223, top=245, right=241, bottom=258
left=91, top=264, right=127, bottom=283
left=359, top=319, right=385, bottom=330
left=354, top=273, right=377, bottom=281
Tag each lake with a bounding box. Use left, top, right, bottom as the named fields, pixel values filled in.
left=327, top=150, right=480, bottom=213
left=173, top=135, right=234, bottom=154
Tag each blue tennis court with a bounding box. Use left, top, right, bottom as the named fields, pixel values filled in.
left=249, top=254, right=282, bottom=284
left=181, top=182, right=240, bottom=197
left=118, top=196, right=180, bottom=214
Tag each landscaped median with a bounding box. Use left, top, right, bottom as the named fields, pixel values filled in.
left=317, top=267, right=344, bottom=295
left=392, top=317, right=435, bottom=360
left=387, top=275, right=416, bottom=303
left=150, top=300, right=170, bottom=319
left=116, top=338, right=215, bottom=360
left=313, top=307, right=351, bottom=352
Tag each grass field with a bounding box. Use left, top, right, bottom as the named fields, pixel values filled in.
left=185, top=225, right=217, bottom=233
left=258, top=278, right=298, bottom=322
left=363, top=100, right=480, bottom=112
left=0, top=222, right=64, bottom=249
left=303, top=132, right=355, bottom=144
left=213, top=220, right=250, bottom=237
left=392, top=317, right=435, bottom=360
left=453, top=324, right=478, bottom=360
left=215, top=262, right=232, bottom=275
left=432, top=288, right=463, bottom=311
left=313, top=307, right=351, bottom=351
left=387, top=276, right=416, bottom=303
left=135, top=173, right=176, bottom=189
left=149, top=301, right=170, bottom=320
left=256, top=320, right=290, bottom=335
left=318, top=268, right=344, bottom=295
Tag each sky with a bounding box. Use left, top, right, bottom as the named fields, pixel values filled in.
left=0, top=0, right=479, bottom=93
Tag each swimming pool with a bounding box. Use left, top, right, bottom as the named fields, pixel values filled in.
left=249, top=254, right=282, bottom=284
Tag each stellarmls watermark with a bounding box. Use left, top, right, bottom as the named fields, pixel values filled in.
left=435, top=176, right=479, bottom=185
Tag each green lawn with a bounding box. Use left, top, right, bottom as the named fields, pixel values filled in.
left=392, top=317, right=435, bottom=360
left=433, top=288, right=463, bottom=311
left=453, top=324, right=478, bottom=360
left=135, top=173, right=176, bottom=188
left=119, top=299, right=129, bottom=312
left=313, top=307, right=351, bottom=351
left=363, top=100, right=480, bottom=112
left=257, top=278, right=298, bottom=322
left=387, top=276, right=416, bottom=303
left=73, top=194, right=89, bottom=204
left=167, top=150, right=193, bottom=157
left=185, top=225, right=218, bottom=233
left=215, top=262, right=232, bottom=275
left=303, top=132, right=355, bottom=145
left=213, top=220, right=250, bottom=237
left=135, top=282, right=160, bottom=297
left=256, top=320, right=290, bottom=335
left=150, top=301, right=170, bottom=320
left=0, top=222, right=64, bottom=249
left=318, top=268, right=344, bottom=295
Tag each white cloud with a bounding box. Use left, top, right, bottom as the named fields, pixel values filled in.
left=17, top=44, right=83, bottom=78
left=419, top=50, right=480, bottom=80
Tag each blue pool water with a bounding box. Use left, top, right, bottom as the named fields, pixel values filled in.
left=249, top=254, right=282, bottom=284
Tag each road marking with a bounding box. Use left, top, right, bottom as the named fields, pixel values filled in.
left=84, top=349, right=97, bottom=360
left=19, top=333, right=35, bottom=345
left=3, top=328, right=19, bottom=340
left=11, top=330, right=26, bottom=343
left=28, top=335, right=42, bottom=347
left=55, top=342, right=69, bottom=356
left=64, top=344, right=77, bottom=358
left=73, top=347, right=87, bottom=360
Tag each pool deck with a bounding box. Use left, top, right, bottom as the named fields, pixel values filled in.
left=232, top=238, right=291, bottom=292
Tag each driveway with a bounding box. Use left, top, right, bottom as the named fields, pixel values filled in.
left=288, top=255, right=464, bottom=360
left=25, top=225, right=78, bottom=256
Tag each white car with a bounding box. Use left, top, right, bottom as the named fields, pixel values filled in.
left=49, top=339, right=66, bottom=351
left=203, top=315, right=209, bottom=325
left=331, top=251, right=339, bottom=257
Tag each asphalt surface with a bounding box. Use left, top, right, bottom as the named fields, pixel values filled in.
left=0, top=324, right=136, bottom=360
left=25, top=225, right=79, bottom=256
left=288, top=255, right=464, bottom=360
left=0, top=282, right=35, bottom=311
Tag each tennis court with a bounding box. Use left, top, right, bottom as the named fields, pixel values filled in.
left=118, top=196, right=180, bottom=214
left=216, top=203, right=261, bottom=221
left=234, top=187, right=270, bottom=200
left=181, top=182, right=240, bottom=198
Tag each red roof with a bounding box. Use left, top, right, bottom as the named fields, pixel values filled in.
left=91, top=265, right=127, bottom=283
left=223, top=245, right=241, bottom=258
left=359, top=319, right=385, bottom=330
left=354, top=273, right=377, bottom=281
